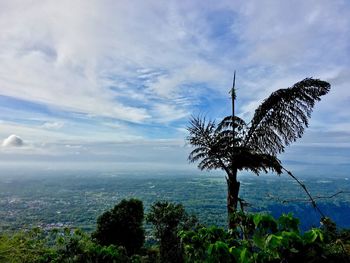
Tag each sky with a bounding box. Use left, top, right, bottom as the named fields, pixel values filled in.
left=0, top=0, right=349, bottom=175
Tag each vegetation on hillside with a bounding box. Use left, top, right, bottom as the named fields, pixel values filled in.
left=0, top=199, right=349, bottom=262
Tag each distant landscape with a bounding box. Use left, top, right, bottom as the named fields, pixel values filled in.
left=1, top=170, right=349, bottom=233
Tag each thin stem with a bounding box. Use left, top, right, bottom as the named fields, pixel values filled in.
left=282, top=167, right=326, bottom=219
left=268, top=190, right=350, bottom=203
left=231, top=71, right=236, bottom=182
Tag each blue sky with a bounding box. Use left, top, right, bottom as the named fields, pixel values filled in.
left=0, top=0, right=350, bottom=175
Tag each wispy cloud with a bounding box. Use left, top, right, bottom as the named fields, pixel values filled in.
left=0, top=0, right=349, bottom=171
left=42, top=121, right=64, bottom=129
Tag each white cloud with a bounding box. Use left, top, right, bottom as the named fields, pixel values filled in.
left=42, top=122, right=64, bottom=129
left=152, top=103, right=189, bottom=122
left=2, top=134, right=24, bottom=147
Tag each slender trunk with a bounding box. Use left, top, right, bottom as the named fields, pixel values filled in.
left=227, top=168, right=240, bottom=229
left=228, top=72, right=239, bottom=229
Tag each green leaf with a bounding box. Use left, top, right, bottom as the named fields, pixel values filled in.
left=290, top=248, right=299, bottom=253
left=253, top=233, right=265, bottom=248
left=303, top=228, right=324, bottom=244
left=239, top=247, right=250, bottom=263
left=207, top=243, right=214, bottom=255
left=278, top=213, right=300, bottom=232
left=253, top=214, right=263, bottom=227
left=265, top=234, right=283, bottom=249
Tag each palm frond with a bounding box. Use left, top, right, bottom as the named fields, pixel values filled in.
left=187, top=116, right=230, bottom=173
left=221, top=146, right=283, bottom=174
left=217, top=116, right=247, bottom=132
left=244, top=78, right=330, bottom=155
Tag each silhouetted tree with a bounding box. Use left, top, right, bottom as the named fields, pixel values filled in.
left=187, top=77, right=330, bottom=228
left=147, top=201, right=198, bottom=263
left=92, top=198, right=145, bottom=255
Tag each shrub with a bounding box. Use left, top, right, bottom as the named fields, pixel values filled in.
left=180, top=212, right=350, bottom=263
left=92, top=198, right=145, bottom=255
left=147, top=201, right=198, bottom=263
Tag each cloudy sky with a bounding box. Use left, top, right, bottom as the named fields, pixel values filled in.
left=0, top=0, right=349, bottom=175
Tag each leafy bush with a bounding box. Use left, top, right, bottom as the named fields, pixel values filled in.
left=0, top=227, right=132, bottom=263
left=0, top=228, right=56, bottom=263
left=180, top=212, right=350, bottom=263
left=54, top=228, right=130, bottom=263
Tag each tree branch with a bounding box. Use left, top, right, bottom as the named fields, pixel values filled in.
left=267, top=190, right=350, bottom=203
left=282, top=167, right=326, bottom=219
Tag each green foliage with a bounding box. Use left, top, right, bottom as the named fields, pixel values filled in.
left=179, top=226, right=238, bottom=263
left=52, top=228, right=130, bottom=263
left=180, top=212, right=350, bottom=263
left=1, top=203, right=349, bottom=262
left=0, top=228, right=56, bottom=263
left=277, top=212, right=300, bottom=232
left=92, top=198, right=145, bottom=255
left=0, top=227, right=134, bottom=263
left=147, top=201, right=199, bottom=263
left=0, top=228, right=130, bottom=263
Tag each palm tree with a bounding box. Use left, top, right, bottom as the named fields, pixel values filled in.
left=187, top=75, right=330, bottom=228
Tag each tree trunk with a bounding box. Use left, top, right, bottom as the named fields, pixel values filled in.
left=228, top=72, right=240, bottom=229
left=227, top=168, right=240, bottom=229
